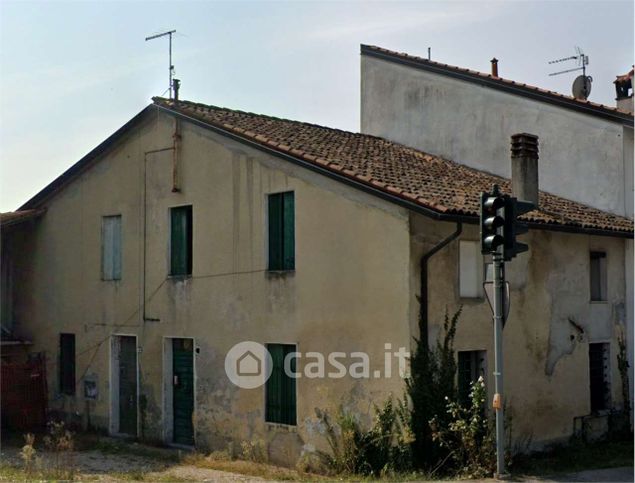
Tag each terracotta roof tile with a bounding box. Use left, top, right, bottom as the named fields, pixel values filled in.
left=153, top=97, right=633, bottom=236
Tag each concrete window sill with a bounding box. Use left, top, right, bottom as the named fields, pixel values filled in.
left=266, top=270, right=295, bottom=278
left=265, top=422, right=297, bottom=432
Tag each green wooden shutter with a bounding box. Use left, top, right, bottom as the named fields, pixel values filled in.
left=266, top=344, right=283, bottom=423
left=282, top=345, right=297, bottom=425
left=171, top=206, right=192, bottom=276
left=268, top=195, right=283, bottom=270
left=60, top=333, right=76, bottom=395
left=282, top=192, right=295, bottom=270
left=266, top=344, right=296, bottom=425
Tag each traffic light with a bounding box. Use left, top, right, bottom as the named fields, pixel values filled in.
left=480, top=190, right=506, bottom=255
left=503, top=197, right=535, bottom=261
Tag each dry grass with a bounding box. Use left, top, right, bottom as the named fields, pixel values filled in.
left=182, top=452, right=327, bottom=481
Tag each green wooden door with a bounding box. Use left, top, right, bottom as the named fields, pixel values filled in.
left=173, top=339, right=194, bottom=445
left=118, top=336, right=137, bottom=435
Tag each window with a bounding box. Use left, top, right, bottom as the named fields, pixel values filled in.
left=102, top=215, right=122, bottom=280
left=59, top=333, right=76, bottom=395
left=457, top=350, right=487, bottom=406
left=589, top=343, right=611, bottom=412
left=265, top=343, right=297, bottom=425
left=268, top=192, right=295, bottom=271
left=590, top=251, right=607, bottom=302
left=459, top=241, right=484, bottom=298
left=170, top=206, right=193, bottom=276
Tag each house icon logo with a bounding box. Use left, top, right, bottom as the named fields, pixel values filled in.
left=225, top=341, right=272, bottom=389
left=237, top=350, right=261, bottom=376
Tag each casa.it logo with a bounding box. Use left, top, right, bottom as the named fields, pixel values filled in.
left=225, top=341, right=410, bottom=389
left=224, top=341, right=273, bottom=389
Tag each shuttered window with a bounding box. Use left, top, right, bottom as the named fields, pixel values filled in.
left=590, top=251, right=607, bottom=301
left=102, top=215, right=122, bottom=280
left=589, top=343, right=611, bottom=412
left=265, top=344, right=297, bottom=425
left=457, top=350, right=487, bottom=406
left=60, top=333, right=76, bottom=396
left=459, top=241, right=484, bottom=298
left=268, top=192, right=295, bottom=271
left=170, top=206, right=193, bottom=276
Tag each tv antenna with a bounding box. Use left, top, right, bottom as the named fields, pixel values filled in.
left=548, top=46, right=592, bottom=100
left=145, top=29, right=177, bottom=99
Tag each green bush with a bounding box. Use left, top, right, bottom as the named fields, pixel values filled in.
left=316, top=396, right=413, bottom=476
left=407, top=306, right=461, bottom=469
left=430, top=376, right=496, bottom=478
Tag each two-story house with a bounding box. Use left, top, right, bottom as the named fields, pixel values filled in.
left=2, top=95, right=632, bottom=464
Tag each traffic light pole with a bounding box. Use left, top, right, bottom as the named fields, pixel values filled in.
left=493, top=248, right=506, bottom=477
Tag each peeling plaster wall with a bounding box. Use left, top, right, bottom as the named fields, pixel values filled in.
left=410, top=213, right=628, bottom=447
left=12, top=110, right=412, bottom=464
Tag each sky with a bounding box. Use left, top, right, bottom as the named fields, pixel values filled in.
left=0, top=0, right=633, bottom=212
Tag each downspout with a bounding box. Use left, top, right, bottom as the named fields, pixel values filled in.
left=142, top=146, right=174, bottom=322
left=419, top=222, right=463, bottom=348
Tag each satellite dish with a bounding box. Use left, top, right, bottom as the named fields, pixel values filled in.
left=572, top=75, right=592, bottom=100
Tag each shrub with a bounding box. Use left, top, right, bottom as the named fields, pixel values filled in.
left=430, top=376, right=496, bottom=478
left=43, top=420, right=76, bottom=480
left=316, top=396, right=413, bottom=476
left=407, top=306, right=462, bottom=469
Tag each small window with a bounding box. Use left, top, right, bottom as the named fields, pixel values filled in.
left=589, top=343, right=611, bottom=412
left=170, top=206, right=193, bottom=276
left=60, top=333, right=76, bottom=396
left=268, top=192, right=295, bottom=271
left=265, top=343, right=297, bottom=425
left=590, top=251, right=607, bottom=302
left=459, top=241, right=484, bottom=298
left=102, top=215, right=122, bottom=280
left=457, top=350, right=487, bottom=406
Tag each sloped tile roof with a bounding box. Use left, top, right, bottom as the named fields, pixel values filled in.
left=154, top=97, right=633, bottom=236
left=361, top=45, right=634, bottom=125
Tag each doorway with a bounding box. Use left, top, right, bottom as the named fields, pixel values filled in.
left=163, top=337, right=194, bottom=445
left=111, top=335, right=138, bottom=436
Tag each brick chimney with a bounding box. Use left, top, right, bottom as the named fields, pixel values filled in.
left=491, top=58, right=499, bottom=77
left=614, top=67, right=633, bottom=113
left=511, top=133, right=539, bottom=206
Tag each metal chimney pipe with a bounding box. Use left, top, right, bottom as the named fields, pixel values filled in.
left=173, top=78, right=181, bottom=101
left=491, top=58, right=499, bottom=77
left=511, top=133, right=539, bottom=206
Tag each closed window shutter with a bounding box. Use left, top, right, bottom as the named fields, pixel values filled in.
left=266, top=344, right=284, bottom=423
left=102, top=215, right=122, bottom=280
left=171, top=207, right=192, bottom=276
left=60, top=334, right=76, bottom=395
left=266, top=344, right=296, bottom=425
left=282, top=193, right=295, bottom=270
left=268, top=195, right=283, bottom=270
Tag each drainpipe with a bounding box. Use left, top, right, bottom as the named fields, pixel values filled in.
left=419, top=222, right=463, bottom=348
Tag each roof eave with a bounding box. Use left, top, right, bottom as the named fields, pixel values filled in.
left=156, top=103, right=633, bottom=239
left=361, top=45, right=634, bottom=127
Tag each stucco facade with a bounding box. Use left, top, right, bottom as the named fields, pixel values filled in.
left=4, top=104, right=631, bottom=463
left=360, top=49, right=635, bottom=426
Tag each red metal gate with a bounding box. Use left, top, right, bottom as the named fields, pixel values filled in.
left=1, top=353, right=48, bottom=431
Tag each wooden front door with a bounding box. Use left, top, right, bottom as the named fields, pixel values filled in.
left=173, top=338, right=194, bottom=445
left=118, top=336, right=137, bottom=435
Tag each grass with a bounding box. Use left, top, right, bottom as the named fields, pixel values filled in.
left=182, top=451, right=326, bottom=481
left=512, top=437, right=634, bottom=477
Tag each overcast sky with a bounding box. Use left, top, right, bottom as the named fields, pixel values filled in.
left=1, top=1, right=632, bottom=211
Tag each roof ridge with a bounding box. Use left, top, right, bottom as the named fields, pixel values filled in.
left=361, top=45, right=634, bottom=117
left=153, top=96, right=392, bottom=141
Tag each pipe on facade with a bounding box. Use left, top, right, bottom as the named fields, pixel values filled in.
left=142, top=146, right=174, bottom=323
left=419, top=222, right=463, bottom=348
